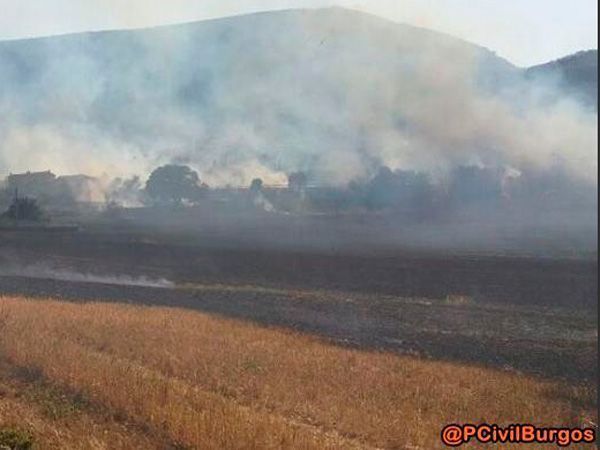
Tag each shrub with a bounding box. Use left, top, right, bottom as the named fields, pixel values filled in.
left=2, top=197, right=44, bottom=222
left=0, top=428, right=34, bottom=450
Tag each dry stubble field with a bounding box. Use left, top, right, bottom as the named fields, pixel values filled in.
left=0, top=296, right=596, bottom=449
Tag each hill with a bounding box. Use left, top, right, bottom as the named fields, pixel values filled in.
left=0, top=8, right=596, bottom=186
left=527, top=49, right=598, bottom=109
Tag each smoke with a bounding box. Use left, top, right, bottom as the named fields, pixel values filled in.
left=0, top=264, right=174, bottom=288
left=0, top=123, right=147, bottom=179
left=0, top=7, right=596, bottom=191
left=105, top=175, right=145, bottom=206
left=252, top=191, right=276, bottom=212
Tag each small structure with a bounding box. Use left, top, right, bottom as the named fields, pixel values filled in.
left=6, top=170, right=57, bottom=198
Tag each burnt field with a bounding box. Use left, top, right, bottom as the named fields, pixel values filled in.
left=0, top=225, right=597, bottom=381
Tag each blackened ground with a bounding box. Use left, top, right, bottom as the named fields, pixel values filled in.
left=0, top=275, right=595, bottom=382
left=1, top=226, right=596, bottom=381
left=0, top=227, right=597, bottom=309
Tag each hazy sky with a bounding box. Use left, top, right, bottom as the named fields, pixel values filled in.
left=1, top=0, right=597, bottom=66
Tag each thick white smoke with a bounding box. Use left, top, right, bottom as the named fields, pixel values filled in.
left=0, top=8, right=596, bottom=188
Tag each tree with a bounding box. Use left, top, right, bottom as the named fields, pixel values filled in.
left=288, top=171, right=307, bottom=193
left=145, top=165, right=205, bottom=205
left=365, top=166, right=433, bottom=212
left=449, top=166, right=503, bottom=205
left=2, top=196, right=44, bottom=222
left=249, top=178, right=263, bottom=194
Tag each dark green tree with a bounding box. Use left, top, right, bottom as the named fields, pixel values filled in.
left=249, top=178, right=263, bottom=193
left=145, top=165, right=205, bottom=205
left=288, top=172, right=307, bottom=193
left=2, top=196, right=44, bottom=221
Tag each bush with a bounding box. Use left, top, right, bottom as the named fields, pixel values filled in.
left=2, top=197, right=44, bottom=222
left=0, top=428, right=34, bottom=450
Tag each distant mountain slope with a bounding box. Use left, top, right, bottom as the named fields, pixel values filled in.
left=526, top=50, right=597, bottom=109
left=0, top=7, right=595, bottom=186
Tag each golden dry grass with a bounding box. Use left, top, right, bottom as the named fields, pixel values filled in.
left=0, top=359, right=171, bottom=450
left=0, top=296, right=596, bottom=449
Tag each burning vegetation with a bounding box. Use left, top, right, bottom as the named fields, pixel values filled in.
left=0, top=159, right=595, bottom=257
left=0, top=161, right=594, bottom=216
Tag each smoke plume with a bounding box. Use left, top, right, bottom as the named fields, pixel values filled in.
left=0, top=8, right=596, bottom=190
